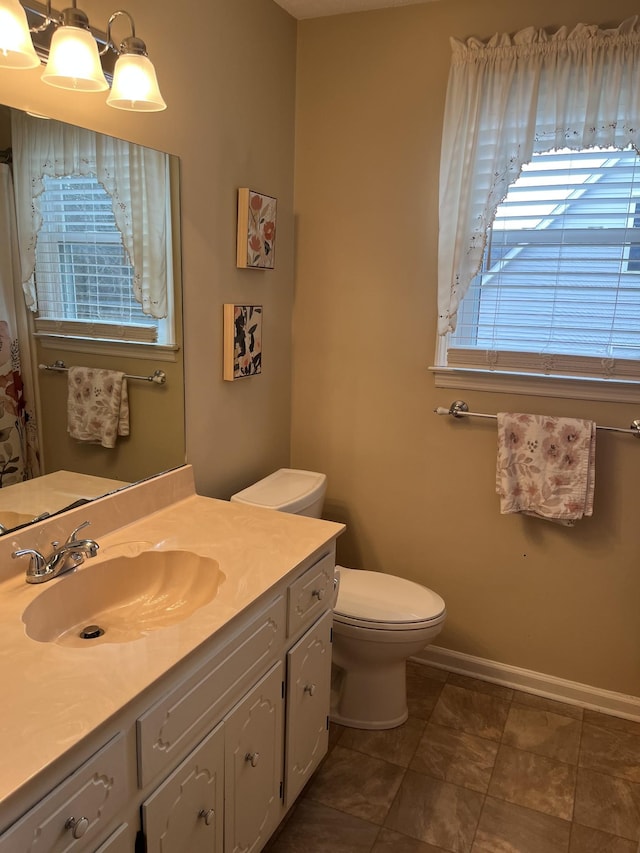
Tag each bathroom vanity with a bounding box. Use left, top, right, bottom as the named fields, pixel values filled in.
left=0, top=466, right=344, bottom=852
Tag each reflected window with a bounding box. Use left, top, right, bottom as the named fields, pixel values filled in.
left=36, top=175, right=158, bottom=340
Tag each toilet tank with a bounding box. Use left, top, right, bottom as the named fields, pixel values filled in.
left=230, top=469, right=327, bottom=518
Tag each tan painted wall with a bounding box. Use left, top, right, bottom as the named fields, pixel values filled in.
left=292, top=0, right=640, bottom=696
left=0, top=0, right=296, bottom=497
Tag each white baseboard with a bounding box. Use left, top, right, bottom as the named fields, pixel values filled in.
left=411, top=645, right=640, bottom=723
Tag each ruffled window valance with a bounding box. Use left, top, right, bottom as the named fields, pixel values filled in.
left=11, top=111, right=168, bottom=319
left=438, top=16, right=640, bottom=336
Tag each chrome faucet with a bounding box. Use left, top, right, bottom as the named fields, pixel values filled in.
left=12, top=521, right=100, bottom=584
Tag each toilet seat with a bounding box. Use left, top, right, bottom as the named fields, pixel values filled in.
left=334, top=566, right=446, bottom=632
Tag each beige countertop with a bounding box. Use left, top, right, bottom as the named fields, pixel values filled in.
left=0, top=466, right=344, bottom=814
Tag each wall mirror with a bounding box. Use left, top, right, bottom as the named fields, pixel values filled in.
left=0, top=103, right=185, bottom=534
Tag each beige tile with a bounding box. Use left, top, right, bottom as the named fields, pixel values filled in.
left=583, top=711, right=640, bottom=738
left=340, top=717, right=426, bottom=768
left=488, top=745, right=577, bottom=820
left=265, top=799, right=380, bottom=853
left=411, top=722, right=498, bottom=793
left=512, top=690, right=584, bottom=721
left=305, top=745, right=405, bottom=825
left=407, top=661, right=449, bottom=683
left=472, top=796, right=572, bottom=853
left=447, top=673, right=514, bottom=701
left=328, top=722, right=345, bottom=751
left=569, top=823, right=637, bottom=853
left=430, top=684, right=511, bottom=741
left=372, top=828, right=448, bottom=852
left=385, top=770, right=484, bottom=853
left=574, top=767, right=640, bottom=842
left=502, top=704, right=582, bottom=764
left=580, top=723, right=640, bottom=783
left=407, top=669, right=446, bottom=721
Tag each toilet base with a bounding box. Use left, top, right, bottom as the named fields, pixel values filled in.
left=329, top=659, right=409, bottom=730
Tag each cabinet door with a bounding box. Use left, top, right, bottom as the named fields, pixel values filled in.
left=142, top=723, right=224, bottom=853
left=284, top=610, right=332, bottom=808
left=224, top=662, right=284, bottom=853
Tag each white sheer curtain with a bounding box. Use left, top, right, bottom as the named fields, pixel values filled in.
left=11, top=111, right=168, bottom=319
left=438, top=16, right=640, bottom=336
left=0, top=164, right=40, bottom=484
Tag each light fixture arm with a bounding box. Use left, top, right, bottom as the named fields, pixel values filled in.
left=102, top=9, right=147, bottom=56
left=26, top=0, right=58, bottom=33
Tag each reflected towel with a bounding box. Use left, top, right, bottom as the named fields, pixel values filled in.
left=496, top=413, right=595, bottom=525
left=67, top=367, right=129, bottom=449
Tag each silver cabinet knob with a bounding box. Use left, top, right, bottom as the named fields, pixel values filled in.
left=304, top=683, right=317, bottom=696
left=311, top=588, right=325, bottom=601
left=65, top=816, right=89, bottom=839
left=245, top=751, right=260, bottom=767
left=198, top=808, right=215, bottom=826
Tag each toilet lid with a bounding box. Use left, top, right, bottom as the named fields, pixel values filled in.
left=334, top=566, right=446, bottom=625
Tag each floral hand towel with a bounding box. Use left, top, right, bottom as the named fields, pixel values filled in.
left=67, top=367, right=130, bottom=449
left=496, top=413, right=595, bottom=524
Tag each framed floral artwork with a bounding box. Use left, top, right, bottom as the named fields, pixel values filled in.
left=236, top=188, right=277, bottom=269
left=223, top=304, right=263, bottom=381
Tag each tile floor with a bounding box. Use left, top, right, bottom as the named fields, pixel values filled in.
left=265, top=662, right=640, bottom=853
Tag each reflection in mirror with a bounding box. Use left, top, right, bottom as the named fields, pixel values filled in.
left=0, top=104, right=185, bottom=534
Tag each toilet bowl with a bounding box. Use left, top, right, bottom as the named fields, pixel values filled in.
left=230, top=468, right=447, bottom=730
left=332, top=566, right=445, bottom=728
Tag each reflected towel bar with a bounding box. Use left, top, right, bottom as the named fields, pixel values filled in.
left=39, top=360, right=167, bottom=385
left=434, top=400, right=640, bottom=437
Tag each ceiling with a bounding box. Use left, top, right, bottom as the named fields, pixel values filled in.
left=273, top=0, right=437, bottom=20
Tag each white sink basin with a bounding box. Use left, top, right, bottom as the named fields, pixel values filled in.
left=22, top=550, right=224, bottom=647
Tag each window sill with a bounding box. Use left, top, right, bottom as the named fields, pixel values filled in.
left=430, top=365, right=640, bottom=404
left=35, top=333, right=180, bottom=363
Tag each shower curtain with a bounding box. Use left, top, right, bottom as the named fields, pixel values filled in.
left=0, top=163, right=40, bottom=486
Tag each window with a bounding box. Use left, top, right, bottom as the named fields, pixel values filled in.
left=34, top=175, right=159, bottom=342
left=11, top=110, right=174, bottom=349
left=435, top=19, right=640, bottom=399
left=449, top=147, right=640, bottom=375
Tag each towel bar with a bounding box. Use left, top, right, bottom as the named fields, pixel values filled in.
left=39, top=361, right=167, bottom=385
left=434, top=400, right=640, bottom=437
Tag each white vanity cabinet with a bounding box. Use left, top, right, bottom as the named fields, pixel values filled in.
left=0, top=542, right=338, bottom=853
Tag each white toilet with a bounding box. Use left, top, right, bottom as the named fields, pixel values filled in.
left=230, top=468, right=446, bottom=730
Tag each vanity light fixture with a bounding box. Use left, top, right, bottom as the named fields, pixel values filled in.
left=105, top=11, right=165, bottom=111
left=0, top=0, right=166, bottom=110
left=0, top=0, right=40, bottom=67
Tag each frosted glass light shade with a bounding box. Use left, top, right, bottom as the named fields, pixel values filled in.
left=107, top=53, right=166, bottom=111
left=42, top=25, right=108, bottom=91
left=0, top=0, right=40, bottom=68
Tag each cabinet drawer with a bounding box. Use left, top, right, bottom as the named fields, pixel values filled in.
left=138, top=595, right=286, bottom=787
left=287, top=551, right=335, bottom=637
left=0, top=735, right=128, bottom=853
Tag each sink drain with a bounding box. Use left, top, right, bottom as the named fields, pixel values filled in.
left=79, top=625, right=105, bottom=640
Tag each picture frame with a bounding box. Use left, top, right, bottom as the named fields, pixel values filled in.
left=236, top=188, right=277, bottom=269
left=223, top=304, right=263, bottom=381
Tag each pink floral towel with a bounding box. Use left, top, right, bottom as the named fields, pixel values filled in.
left=496, top=413, right=596, bottom=524
left=67, top=367, right=129, bottom=449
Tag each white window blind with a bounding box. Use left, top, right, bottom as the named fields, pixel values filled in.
left=448, top=147, right=640, bottom=380
left=34, top=175, right=158, bottom=343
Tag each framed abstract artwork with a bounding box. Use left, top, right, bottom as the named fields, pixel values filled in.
left=223, top=304, right=263, bottom=381
left=236, top=188, right=277, bottom=269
